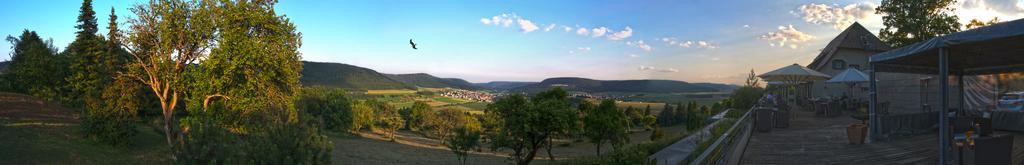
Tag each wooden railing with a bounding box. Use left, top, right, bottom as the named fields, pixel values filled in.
left=689, top=106, right=756, bottom=165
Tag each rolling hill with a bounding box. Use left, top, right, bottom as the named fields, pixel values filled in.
left=511, top=77, right=720, bottom=93
left=474, top=81, right=537, bottom=90
left=300, top=61, right=412, bottom=90
left=300, top=61, right=483, bottom=90
left=386, top=73, right=481, bottom=90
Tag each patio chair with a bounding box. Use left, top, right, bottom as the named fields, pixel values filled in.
left=879, top=102, right=891, bottom=116
left=815, top=102, right=827, bottom=117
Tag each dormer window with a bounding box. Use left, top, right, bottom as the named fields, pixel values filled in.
left=832, top=59, right=847, bottom=70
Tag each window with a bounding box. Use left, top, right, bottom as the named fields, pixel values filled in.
left=832, top=59, right=846, bottom=70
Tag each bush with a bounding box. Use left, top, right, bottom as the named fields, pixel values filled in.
left=82, top=77, right=140, bottom=146
left=175, top=108, right=332, bottom=164
left=299, top=87, right=353, bottom=132
left=728, top=86, right=763, bottom=110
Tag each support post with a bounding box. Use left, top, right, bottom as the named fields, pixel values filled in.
left=869, top=64, right=878, bottom=142
left=958, top=74, right=965, bottom=115
left=938, top=48, right=950, bottom=165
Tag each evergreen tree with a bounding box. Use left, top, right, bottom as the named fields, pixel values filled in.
left=67, top=0, right=108, bottom=108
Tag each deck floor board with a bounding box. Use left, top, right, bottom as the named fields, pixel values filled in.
left=739, top=106, right=1024, bottom=164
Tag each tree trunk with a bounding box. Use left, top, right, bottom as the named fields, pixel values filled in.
left=520, top=146, right=539, bottom=165
left=547, top=137, right=555, bottom=160
left=595, top=141, right=602, bottom=156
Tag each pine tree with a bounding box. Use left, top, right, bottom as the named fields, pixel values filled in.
left=67, top=0, right=107, bottom=109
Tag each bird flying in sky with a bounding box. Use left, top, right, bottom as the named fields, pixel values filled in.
left=409, top=39, right=418, bottom=49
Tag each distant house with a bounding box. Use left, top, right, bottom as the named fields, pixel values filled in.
left=805, top=22, right=960, bottom=114
left=806, top=22, right=890, bottom=99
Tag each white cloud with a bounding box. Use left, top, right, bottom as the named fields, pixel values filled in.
left=576, top=28, right=590, bottom=36
left=795, top=3, right=879, bottom=30
left=962, top=0, right=1024, bottom=14
left=658, top=68, right=680, bottom=73
left=743, top=24, right=751, bottom=28
left=660, top=38, right=716, bottom=49
left=626, top=40, right=652, bottom=52
left=760, top=25, right=814, bottom=49
left=697, top=41, right=717, bottom=49
left=517, top=19, right=539, bottom=33
left=956, top=0, right=1024, bottom=26
left=480, top=13, right=637, bottom=41
left=500, top=15, right=514, bottom=27
left=638, top=65, right=655, bottom=71
left=638, top=65, right=678, bottom=72
left=629, top=54, right=638, bottom=58
left=591, top=27, right=609, bottom=37
left=544, top=24, right=556, bottom=32
left=607, top=26, right=633, bottom=40
left=570, top=47, right=592, bottom=54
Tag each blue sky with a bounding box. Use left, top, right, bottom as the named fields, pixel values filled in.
left=2, top=0, right=1022, bottom=84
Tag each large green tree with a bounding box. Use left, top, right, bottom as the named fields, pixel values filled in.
left=876, top=0, right=961, bottom=47
left=583, top=100, right=629, bottom=156
left=4, top=30, right=63, bottom=100
left=529, top=88, right=577, bottom=161
left=403, top=101, right=432, bottom=131
left=177, top=0, right=330, bottom=163
left=446, top=127, right=481, bottom=165
left=124, top=0, right=218, bottom=147
left=487, top=90, right=576, bottom=165
left=428, top=107, right=468, bottom=145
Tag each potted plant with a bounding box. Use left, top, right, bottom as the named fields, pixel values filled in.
left=847, top=107, right=869, bottom=144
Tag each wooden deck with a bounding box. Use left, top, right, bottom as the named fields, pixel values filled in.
left=739, top=106, right=1024, bottom=164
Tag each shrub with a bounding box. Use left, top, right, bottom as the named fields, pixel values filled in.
left=82, top=77, right=140, bottom=146
left=175, top=108, right=332, bottom=164
left=298, top=87, right=353, bottom=132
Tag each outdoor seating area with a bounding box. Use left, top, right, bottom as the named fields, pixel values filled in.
left=868, top=18, right=1024, bottom=164
left=740, top=101, right=1024, bottom=164
left=738, top=18, right=1024, bottom=164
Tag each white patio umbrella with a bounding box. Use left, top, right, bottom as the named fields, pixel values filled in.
left=758, top=64, right=832, bottom=83
left=758, top=64, right=832, bottom=104
left=826, top=68, right=870, bottom=100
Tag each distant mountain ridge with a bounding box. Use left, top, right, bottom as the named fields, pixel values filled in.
left=296, top=61, right=738, bottom=92
left=510, top=77, right=722, bottom=93
left=300, top=61, right=482, bottom=90
left=474, top=81, right=536, bottom=90
left=300, top=61, right=413, bottom=90
left=385, top=73, right=481, bottom=90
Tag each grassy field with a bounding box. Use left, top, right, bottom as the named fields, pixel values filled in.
left=365, top=89, right=417, bottom=95
left=0, top=92, right=170, bottom=164
left=600, top=92, right=729, bottom=106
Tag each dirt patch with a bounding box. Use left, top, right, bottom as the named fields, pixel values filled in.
left=0, top=92, right=79, bottom=124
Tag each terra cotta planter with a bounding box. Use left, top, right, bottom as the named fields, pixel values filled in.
left=847, top=123, right=867, bottom=144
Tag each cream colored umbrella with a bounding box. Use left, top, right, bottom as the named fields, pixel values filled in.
left=758, top=64, right=831, bottom=103
left=826, top=68, right=870, bottom=100
left=758, top=64, right=832, bottom=83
